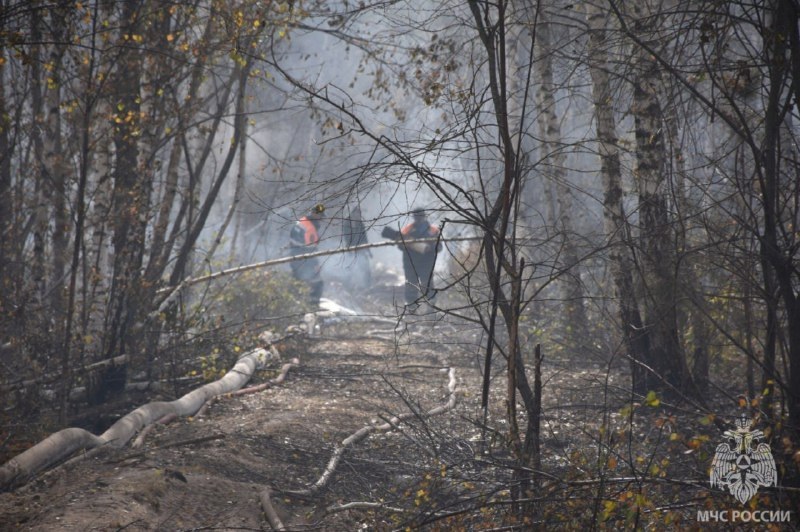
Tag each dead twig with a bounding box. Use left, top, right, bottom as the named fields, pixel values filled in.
left=325, top=500, right=409, bottom=515
left=285, top=367, right=457, bottom=496
left=108, top=433, right=227, bottom=464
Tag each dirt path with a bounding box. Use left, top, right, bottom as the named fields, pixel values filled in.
left=0, top=304, right=474, bottom=529
left=0, top=287, right=634, bottom=531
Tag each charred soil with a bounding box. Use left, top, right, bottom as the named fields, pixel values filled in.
left=1, top=282, right=792, bottom=530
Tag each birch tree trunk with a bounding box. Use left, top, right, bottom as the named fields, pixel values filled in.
left=585, top=2, right=650, bottom=380
left=626, top=1, right=695, bottom=397
left=534, top=7, right=588, bottom=341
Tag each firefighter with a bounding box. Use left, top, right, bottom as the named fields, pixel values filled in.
left=289, top=203, right=325, bottom=306
left=382, top=208, right=442, bottom=307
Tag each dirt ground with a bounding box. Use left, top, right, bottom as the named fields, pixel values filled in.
left=2, top=276, right=766, bottom=531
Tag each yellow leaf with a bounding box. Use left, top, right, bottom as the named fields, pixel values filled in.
left=645, top=390, right=660, bottom=407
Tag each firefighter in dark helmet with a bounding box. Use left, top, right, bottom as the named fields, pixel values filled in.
left=289, top=203, right=325, bottom=306
left=382, top=208, right=441, bottom=307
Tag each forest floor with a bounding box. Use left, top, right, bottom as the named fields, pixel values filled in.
left=0, top=274, right=794, bottom=530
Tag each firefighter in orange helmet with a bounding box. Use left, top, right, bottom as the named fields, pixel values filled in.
left=289, top=203, right=325, bottom=306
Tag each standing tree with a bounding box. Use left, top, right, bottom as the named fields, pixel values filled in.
left=0, top=0, right=295, bottom=424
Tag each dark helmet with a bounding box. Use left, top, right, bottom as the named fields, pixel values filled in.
left=412, top=207, right=426, bottom=218
left=312, top=203, right=325, bottom=215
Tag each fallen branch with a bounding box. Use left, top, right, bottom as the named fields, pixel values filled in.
left=156, top=236, right=480, bottom=299
left=288, top=367, right=457, bottom=496
left=109, top=433, right=227, bottom=464
left=259, top=486, right=286, bottom=531
left=131, top=413, right=177, bottom=448
left=1, top=355, right=129, bottom=393
left=194, top=397, right=216, bottom=419
left=35, top=375, right=205, bottom=405
left=325, top=500, right=409, bottom=515
left=232, top=358, right=300, bottom=396
left=0, top=348, right=270, bottom=491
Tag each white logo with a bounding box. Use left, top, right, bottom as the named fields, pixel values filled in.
left=710, top=415, right=777, bottom=504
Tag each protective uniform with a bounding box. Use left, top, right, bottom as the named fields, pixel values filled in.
left=390, top=209, right=441, bottom=305
left=289, top=205, right=325, bottom=305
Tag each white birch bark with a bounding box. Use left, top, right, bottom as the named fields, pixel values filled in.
left=585, top=1, right=650, bottom=377
left=534, top=7, right=588, bottom=337
left=0, top=348, right=270, bottom=490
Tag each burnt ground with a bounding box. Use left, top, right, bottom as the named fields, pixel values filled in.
left=1, top=277, right=796, bottom=531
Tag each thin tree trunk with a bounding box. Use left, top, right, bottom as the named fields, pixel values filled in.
left=99, top=0, right=146, bottom=404
left=144, top=14, right=216, bottom=285
left=585, top=2, right=650, bottom=386
left=205, top=83, right=249, bottom=264
left=758, top=0, right=799, bottom=426
left=0, top=23, right=13, bottom=339
left=534, top=8, right=588, bottom=340
left=468, top=0, right=541, bottom=516
left=629, top=0, right=693, bottom=397
left=663, top=94, right=710, bottom=393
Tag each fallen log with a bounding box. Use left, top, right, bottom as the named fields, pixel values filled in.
left=1, top=355, right=129, bottom=393
left=0, top=348, right=270, bottom=491
left=154, top=236, right=481, bottom=311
